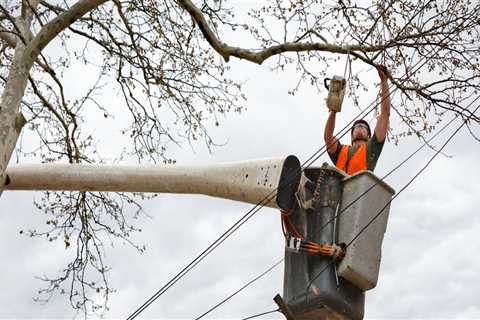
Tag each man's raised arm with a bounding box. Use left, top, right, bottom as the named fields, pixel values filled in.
left=324, top=110, right=339, bottom=155
left=374, top=68, right=391, bottom=143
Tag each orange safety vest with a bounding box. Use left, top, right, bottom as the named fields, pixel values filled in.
left=336, top=144, right=367, bottom=175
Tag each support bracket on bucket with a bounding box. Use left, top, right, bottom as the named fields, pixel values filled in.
left=274, top=294, right=298, bottom=320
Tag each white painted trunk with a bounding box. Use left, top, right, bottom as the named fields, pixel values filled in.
left=0, top=47, right=32, bottom=187
left=0, top=0, right=107, bottom=194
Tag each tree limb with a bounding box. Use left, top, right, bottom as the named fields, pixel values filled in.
left=0, top=30, right=17, bottom=48
left=27, top=0, right=109, bottom=60
left=175, top=0, right=400, bottom=64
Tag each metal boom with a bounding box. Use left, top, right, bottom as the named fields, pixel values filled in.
left=4, top=155, right=301, bottom=210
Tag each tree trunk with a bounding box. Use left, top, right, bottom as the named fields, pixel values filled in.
left=0, top=41, right=32, bottom=194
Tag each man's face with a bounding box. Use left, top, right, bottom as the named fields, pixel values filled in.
left=351, top=123, right=370, bottom=143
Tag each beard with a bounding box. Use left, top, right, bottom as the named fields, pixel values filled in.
left=352, top=135, right=369, bottom=143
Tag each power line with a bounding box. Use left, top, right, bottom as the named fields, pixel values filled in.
left=191, top=35, right=460, bottom=319
left=125, top=96, right=380, bottom=320
left=125, top=90, right=385, bottom=319
left=177, top=11, right=475, bottom=320
left=347, top=108, right=480, bottom=248
left=195, top=258, right=284, bottom=320
left=214, top=40, right=476, bottom=314
left=316, top=109, right=464, bottom=240
left=126, top=24, right=455, bottom=319
left=305, top=99, right=480, bottom=296
left=194, top=99, right=469, bottom=320
left=240, top=309, right=280, bottom=320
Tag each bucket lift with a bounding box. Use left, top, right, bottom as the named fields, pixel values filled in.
left=278, top=162, right=395, bottom=320
left=5, top=155, right=394, bottom=319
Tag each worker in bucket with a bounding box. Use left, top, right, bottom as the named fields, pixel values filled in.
left=324, top=67, right=391, bottom=175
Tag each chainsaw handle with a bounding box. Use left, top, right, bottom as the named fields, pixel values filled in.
left=324, top=78, right=331, bottom=90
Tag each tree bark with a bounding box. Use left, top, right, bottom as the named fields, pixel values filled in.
left=0, top=0, right=108, bottom=194
left=0, top=22, right=32, bottom=193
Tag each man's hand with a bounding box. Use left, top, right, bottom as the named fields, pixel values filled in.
left=377, top=65, right=389, bottom=82
left=327, top=108, right=337, bottom=114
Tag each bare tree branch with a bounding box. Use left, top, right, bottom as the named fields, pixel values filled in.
left=27, top=0, right=109, bottom=59
left=1, top=0, right=479, bottom=316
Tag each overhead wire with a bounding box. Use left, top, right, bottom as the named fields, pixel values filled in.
left=194, top=258, right=284, bottom=320
left=240, top=309, right=280, bottom=320
left=125, top=82, right=383, bottom=320
left=125, top=84, right=389, bottom=319
left=209, top=3, right=477, bottom=316
left=126, top=9, right=462, bottom=318
left=347, top=108, right=480, bottom=249
left=189, top=21, right=471, bottom=318
left=193, top=93, right=471, bottom=320
left=125, top=91, right=378, bottom=320
left=128, top=67, right=415, bottom=320
left=302, top=22, right=471, bottom=295
left=305, top=97, right=480, bottom=297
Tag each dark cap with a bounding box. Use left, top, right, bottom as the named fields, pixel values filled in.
left=351, top=119, right=371, bottom=137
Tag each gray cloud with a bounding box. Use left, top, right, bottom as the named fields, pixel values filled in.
left=1, top=55, right=479, bottom=320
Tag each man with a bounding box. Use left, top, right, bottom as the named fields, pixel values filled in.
left=324, top=68, right=391, bottom=175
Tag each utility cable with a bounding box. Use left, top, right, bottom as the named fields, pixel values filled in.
left=126, top=26, right=451, bottom=319
left=305, top=99, right=480, bottom=297
left=207, top=32, right=470, bottom=313
left=194, top=258, right=284, bottom=320
left=196, top=96, right=470, bottom=320
left=240, top=309, right=280, bottom=320
left=126, top=83, right=391, bottom=319
left=316, top=108, right=466, bottom=242
left=191, top=48, right=448, bottom=319
left=125, top=90, right=381, bottom=320
left=186, top=14, right=465, bottom=319
left=126, top=94, right=376, bottom=320
left=301, top=28, right=468, bottom=295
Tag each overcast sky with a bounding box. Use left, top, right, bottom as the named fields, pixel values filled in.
left=1, top=3, right=480, bottom=319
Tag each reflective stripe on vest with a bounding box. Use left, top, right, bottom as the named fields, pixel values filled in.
left=336, top=144, right=367, bottom=175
